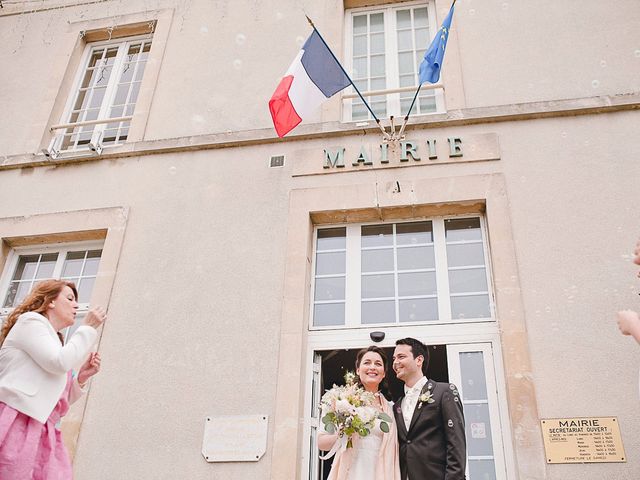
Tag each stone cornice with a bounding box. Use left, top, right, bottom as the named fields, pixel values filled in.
left=2, top=91, right=638, bottom=171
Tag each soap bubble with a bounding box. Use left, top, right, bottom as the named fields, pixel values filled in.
left=296, top=36, right=305, bottom=46
left=468, top=8, right=476, bottom=15
left=276, top=12, right=283, bottom=21
left=200, top=26, right=208, bottom=34
left=168, top=166, right=177, bottom=175
left=634, top=50, right=640, bottom=58
left=600, top=60, right=606, bottom=68
left=235, top=33, right=246, bottom=45
left=591, top=79, right=600, bottom=88
left=233, top=59, right=242, bottom=69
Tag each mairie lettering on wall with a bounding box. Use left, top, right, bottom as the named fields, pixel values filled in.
left=324, top=138, right=463, bottom=169
left=290, top=132, right=500, bottom=177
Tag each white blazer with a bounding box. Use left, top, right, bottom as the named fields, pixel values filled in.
left=0, top=311, right=98, bottom=424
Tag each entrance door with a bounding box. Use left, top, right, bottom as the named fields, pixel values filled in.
left=447, top=343, right=508, bottom=479
left=305, top=342, right=510, bottom=480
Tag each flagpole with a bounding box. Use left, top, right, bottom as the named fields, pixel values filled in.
left=397, top=0, right=456, bottom=139
left=306, top=16, right=389, bottom=138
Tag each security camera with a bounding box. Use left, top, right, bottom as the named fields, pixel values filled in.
left=370, top=331, right=385, bottom=343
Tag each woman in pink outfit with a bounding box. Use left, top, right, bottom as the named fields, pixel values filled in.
left=318, top=346, right=401, bottom=480
left=0, top=279, right=106, bottom=479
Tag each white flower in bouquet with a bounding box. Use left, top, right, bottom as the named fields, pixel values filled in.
left=319, top=370, right=393, bottom=450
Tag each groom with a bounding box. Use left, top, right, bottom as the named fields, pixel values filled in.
left=392, top=337, right=466, bottom=480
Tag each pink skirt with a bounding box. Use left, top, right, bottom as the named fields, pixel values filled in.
left=0, top=372, right=73, bottom=480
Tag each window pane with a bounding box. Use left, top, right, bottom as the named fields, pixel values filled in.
left=362, top=274, right=395, bottom=298
left=398, top=52, right=414, bottom=75
left=12, top=255, right=40, bottom=281
left=446, top=243, right=485, bottom=267
left=399, top=298, right=438, bottom=322
left=371, top=77, right=386, bottom=90
left=396, top=9, right=411, bottom=28
left=398, top=272, right=436, bottom=296
left=459, top=351, right=488, bottom=400
left=362, top=300, right=395, bottom=324
left=449, top=268, right=488, bottom=293
left=4, top=281, right=30, bottom=308
left=465, top=404, right=495, bottom=457
left=362, top=224, right=393, bottom=247
left=353, top=35, right=367, bottom=56
left=397, top=246, right=435, bottom=270
left=314, top=303, right=345, bottom=326
left=396, top=221, right=432, bottom=245
left=314, top=277, right=345, bottom=301
left=83, top=250, right=102, bottom=276
left=316, top=252, right=346, bottom=275
left=414, top=7, right=428, bottom=24
left=353, top=15, right=367, bottom=35
left=77, top=277, right=95, bottom=303
left=451, top=295, right=491, bottom=319
left=352, top=102, right=368, bottom=120
left=370, top=13, right=384, bottom=32
left=36, top=254, right=58, bottom=278
left=317, top=228, right=346, bottom=250
left=468, top=459, right=497, bottom=480
left=370, top=33, right=385, bottom=54
left=415, top=27, right=429, bottom=47
left=397, top=29, right=413, bottom=51
left=119, top=63, right=135, bottom=83
left=353, top=57, right=368, bottom=78
left=362, top=249, right=394, bottom=272
left=62, top=251, right=85, bottom=277
left=445, top=218, right=482, bottom=241
left=370, top=54, right=385, bottom=76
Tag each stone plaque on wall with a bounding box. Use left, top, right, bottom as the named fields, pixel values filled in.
left=202, top=415, right=268, bottom=462
left=540, top=417, right=626, bottom=464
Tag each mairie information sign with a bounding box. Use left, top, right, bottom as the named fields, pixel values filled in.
left=540, top=417, right=626, bottom=464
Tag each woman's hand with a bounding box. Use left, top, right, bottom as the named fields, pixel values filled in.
left=84, top=306, right=107, bottom=329
left=616, top=310, right=640, bottom=343
left=78, top=352, right=101, bottom=386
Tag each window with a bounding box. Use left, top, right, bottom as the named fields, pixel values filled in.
left=311, top=217, right=492, bottom=328
left=344, top=1, right=444, bottom=121
left=53, top=36, right=153, bottom=152
left=1, top=242, right=103, bottom=341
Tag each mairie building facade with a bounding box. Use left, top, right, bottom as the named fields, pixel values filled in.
left=0, top=0, right=639, bottom=479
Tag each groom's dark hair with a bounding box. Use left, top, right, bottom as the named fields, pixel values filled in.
left=396, top=337, right=429, bottom=374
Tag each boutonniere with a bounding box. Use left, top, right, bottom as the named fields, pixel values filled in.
left=417, top=392, right=434, bottom=409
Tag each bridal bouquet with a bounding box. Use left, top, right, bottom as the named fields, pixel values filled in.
left=319, top=371, right=392, bottom=450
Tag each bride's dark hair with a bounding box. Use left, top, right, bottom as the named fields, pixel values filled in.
left=355, top=345, right=391, bottom=399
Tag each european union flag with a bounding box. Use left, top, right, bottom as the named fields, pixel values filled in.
left=418, top=3, right=455, bottom=84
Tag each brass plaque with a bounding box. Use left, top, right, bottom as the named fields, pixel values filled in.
left=541, top=417, right=626, bottom=464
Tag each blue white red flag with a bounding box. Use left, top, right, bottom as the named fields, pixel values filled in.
left=269, top=30, right=351, bottom=137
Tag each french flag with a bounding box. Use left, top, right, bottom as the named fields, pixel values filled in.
left=269, top=30, right=352, bottom=138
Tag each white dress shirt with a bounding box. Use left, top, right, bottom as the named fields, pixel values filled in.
left=401, top=375, right=428, bottom=428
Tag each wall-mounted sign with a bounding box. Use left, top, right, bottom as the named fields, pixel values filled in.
left=202, top=415, right=268, bottom=462
left=291, top=132, right=500, bottom=177
left=540, top=417, right=626, bottom=464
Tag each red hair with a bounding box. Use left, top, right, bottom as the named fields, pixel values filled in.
left=0, top=279, right=77, bottom=346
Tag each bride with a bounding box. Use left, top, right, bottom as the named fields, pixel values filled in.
left=318, top=346, right=401, bottom=480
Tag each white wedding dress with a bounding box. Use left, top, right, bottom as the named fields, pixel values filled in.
left=345, top=421, right=384, bottom=478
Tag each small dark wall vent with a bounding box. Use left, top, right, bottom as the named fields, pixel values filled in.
left=270, top=155, right=285, bottom=168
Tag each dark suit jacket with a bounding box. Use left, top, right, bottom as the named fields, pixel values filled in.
left=394, top=379, right=466, bottom=480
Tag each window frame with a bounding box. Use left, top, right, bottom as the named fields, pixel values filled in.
left=0, top=239, right=105, bottom=316
left=342, top=0, right=446, bottom=122
left=51, top=33, right=153, bottom=153
left=309, top=215, right=495, bottom=330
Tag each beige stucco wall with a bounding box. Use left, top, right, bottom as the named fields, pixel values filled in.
left=0, top=1, right=639, bottom=479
